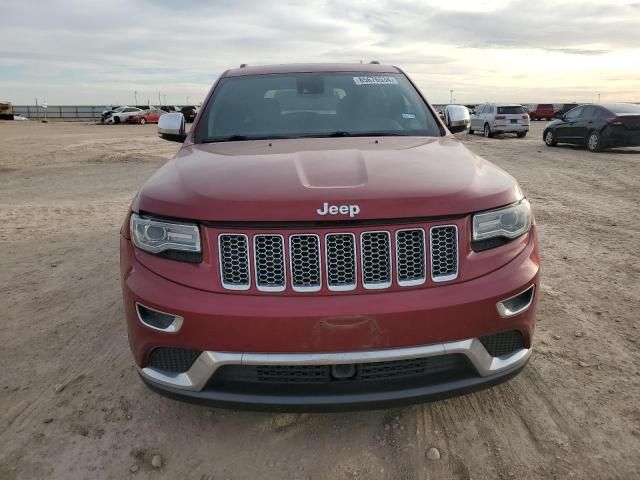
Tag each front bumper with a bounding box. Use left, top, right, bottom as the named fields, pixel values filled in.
left=121, top=227, right=539, bottom=409
left=138, top=337, right=531, bottom=411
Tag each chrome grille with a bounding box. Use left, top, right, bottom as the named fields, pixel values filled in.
left=289, top=234, right=321, bottom=292
left=219, top=234, right=250, bottom=290
left=430, top=225, right=458, bottom=282
left=325, top=233, right=357, bottom=291
left=253, top=235, right=285, bottom=291
left=361, top=231, right=391, bottom=289
left=396, top=229, right=426, bottom=286
left=217, top=224, right=459, bottom=292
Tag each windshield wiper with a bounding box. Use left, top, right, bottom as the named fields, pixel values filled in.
left=201, top=135, right=250, bottom=143
left=310, top=131, right=411, bottom=138
left=201, top=134, right=299, bottom=143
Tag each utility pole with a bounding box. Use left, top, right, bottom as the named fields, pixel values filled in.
left=186, top=96, right=189, bottom=105
left=163, top=94, right=167, bottom=106
left=35, top=97, right=38, bottom=120
left=450, top=89, right=454, bottom=104
left=598, top=93, right=601, bottom=103
left=134, top=90, right=138, bottom=106
left=158, top=91, right=161, bottom=106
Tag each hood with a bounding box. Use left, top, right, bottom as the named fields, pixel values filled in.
left=134, top=136, right=523, bottom=222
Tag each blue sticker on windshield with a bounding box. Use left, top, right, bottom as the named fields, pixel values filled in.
left=402, top=113, right=416, bottom=119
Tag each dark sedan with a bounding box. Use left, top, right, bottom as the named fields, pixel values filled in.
left=543, top=103, right=640, bottom=152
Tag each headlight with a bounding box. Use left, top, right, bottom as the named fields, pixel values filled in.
left=473, top=199, right=531, bottom=241
left=130, top=213, right=201, bottom=255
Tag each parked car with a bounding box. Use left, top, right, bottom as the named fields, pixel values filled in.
left=181, top=105, right=198, bottom=122
left=122, top=63, right=539, bottom=410
left=528, top=104, right=555, bottom=121
left=469, top=103, right=529, bottom=138
left=127, top=107, right=166, bottom=124
left=101, top=105, right=121, bottom=116
left=104, top=106, right=144, bottom=124
left=543, top=103, right=640, bottom=152
left=0, top=101, right=14, bottom=120
left=160, top=105, right=178, bottom=113
left=553, top=103, right=581, bottom=118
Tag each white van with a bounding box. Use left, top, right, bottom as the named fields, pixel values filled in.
left=469, top=104, right=530, bottom=138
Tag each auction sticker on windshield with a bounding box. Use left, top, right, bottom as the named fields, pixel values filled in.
left=353, top=76, right=399, bottom=85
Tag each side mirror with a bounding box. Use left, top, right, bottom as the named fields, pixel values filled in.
left=554, top=112, right=563, bottom=119
left=158, top=112, right=187, bottom=142
left=444, top=105, right=470, bottom=134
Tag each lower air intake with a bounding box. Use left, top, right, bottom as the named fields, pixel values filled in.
left=479, top=330, right=524, bottom=357
left=147, top=347, right=202, bottom=373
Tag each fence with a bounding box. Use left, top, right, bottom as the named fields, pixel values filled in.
left=12, top=105, right=111, bottom=119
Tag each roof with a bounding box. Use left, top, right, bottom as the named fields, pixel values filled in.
left=223, top=63, right=401, bottom=77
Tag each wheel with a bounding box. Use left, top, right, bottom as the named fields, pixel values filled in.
left=544, top=129, right=557, bottom=146
left=140, top=118, right=146, bottom=125
left=587, top=130, right=602, bottom=152
left=483, top=123, right=493, bottom=138
left=517, top=131, right=527, bottom=138
left=114, top=116, right=120, bottom=124
left=468, top=126, right=474, bottom=134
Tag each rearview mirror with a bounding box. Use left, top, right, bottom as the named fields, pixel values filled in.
left=444, top=105, right=470, bottom=134
left=158, top=112, right=186, bottom=142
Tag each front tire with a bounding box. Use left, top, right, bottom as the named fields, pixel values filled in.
left=140, top=118, right=146, bottom=125
left=114, top=116, right=120, bottom=124
left=544, top=129, right=557, bottom=146
left=483, top=124, right=493, bottom=138
left=468, top=126, right=474, bottom=134
left=587, top=131, right=602, bottom=152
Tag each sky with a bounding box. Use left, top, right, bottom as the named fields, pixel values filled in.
left=1, top=0, right=639, bottom=105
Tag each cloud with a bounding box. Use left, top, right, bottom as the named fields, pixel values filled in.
left=1, top=0, right=639, bottom=103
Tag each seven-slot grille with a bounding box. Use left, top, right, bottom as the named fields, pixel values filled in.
left=218, top=225, right=458, bottom=292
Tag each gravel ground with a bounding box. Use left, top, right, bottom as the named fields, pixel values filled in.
left=1, top=120, right=639, bottom=479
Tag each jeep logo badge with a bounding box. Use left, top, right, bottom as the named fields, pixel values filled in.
left=316, top=202, right=361, bottom=218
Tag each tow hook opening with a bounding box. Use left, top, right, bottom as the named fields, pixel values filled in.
left=496, top=285, right=535, bottom=318
left=331, top=364, right=357, bottom=380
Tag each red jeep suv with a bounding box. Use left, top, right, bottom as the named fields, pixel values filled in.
left=120, top=63, right=539, bottom=410
left=529, top=103, right=555, bottom=121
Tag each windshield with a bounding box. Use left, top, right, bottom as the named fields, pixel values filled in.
left=497, top=106, right=525, bottom=114
left=608, top=103, right=640, bottom=114
left=195, top=72, right=441, bottom=143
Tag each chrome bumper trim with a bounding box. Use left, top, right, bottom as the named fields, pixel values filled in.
left=138, top=338, right=531, bottom=392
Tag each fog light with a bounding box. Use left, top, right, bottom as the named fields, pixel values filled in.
left=136, top=303, right=183, bottom=332
left=496, top=285, right=535, bottom=318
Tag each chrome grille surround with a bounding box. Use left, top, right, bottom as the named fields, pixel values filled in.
left=325, top=233, right=357, bottom=291
left=360, top=231, right=392, bottom=289
left=430, top=225, right=459, bottom=282
left=218, top=234, right=250, bottom=290
left=253, top=234, right=286, bottom=292
left=289, top=234, right=322, bottom=292
left=395, top=228, right=426, bottom=287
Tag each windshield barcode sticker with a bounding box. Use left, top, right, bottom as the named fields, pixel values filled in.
left=353, top=76, right=398, bottom=85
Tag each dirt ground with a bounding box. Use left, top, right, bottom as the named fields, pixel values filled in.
left=1, top=120, right=639, bottom=480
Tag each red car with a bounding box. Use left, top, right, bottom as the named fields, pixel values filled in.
left=127, top=107, right=165, bottom=124
left=120, top=63, right=540, bottom=410
left=528, top=103, right=555, bottom=121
